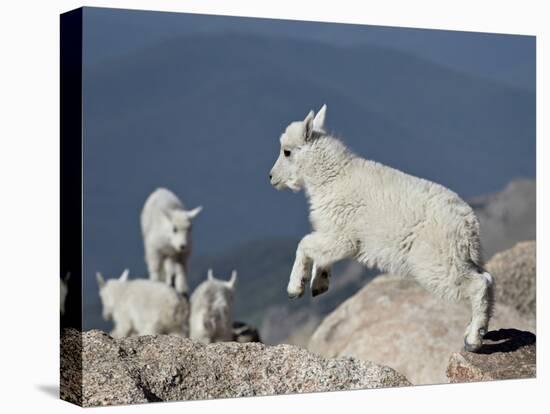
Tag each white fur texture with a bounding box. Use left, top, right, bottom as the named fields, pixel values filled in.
left=141, top=188, right=202, bottom=295
left=189, top=269, right=237, bottom=344
left=96, top=269, right=189, bottom=338
left=270, top=105, right=494, bottom=352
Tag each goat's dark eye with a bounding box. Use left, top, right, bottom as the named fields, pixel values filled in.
left=284, top=149, right=291, bottom=157
left=173, top=226, right=178, bottom=233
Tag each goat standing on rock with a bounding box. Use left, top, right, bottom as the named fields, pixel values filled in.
left=269, top=105, right=494, bottom=352
left=141, top=188, right=202, bottom=296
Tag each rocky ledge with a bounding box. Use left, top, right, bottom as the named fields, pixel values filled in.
left=308, top=274, right=534, bottom=385
left=61, top=328, right=410, bottom=407
left=486, top=240, right=536, bottom=320
left=446, top=329, right=536, bottom=383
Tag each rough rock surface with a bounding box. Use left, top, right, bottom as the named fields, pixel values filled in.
left=447, top=329, right=536, bottom=382
left=486, top=240, right=536, bottom=320
left=308, top=274, right=535, bottom=385
left=60, top=328, right=83, bottom=405
left=61, top=329, right=410, bottom=407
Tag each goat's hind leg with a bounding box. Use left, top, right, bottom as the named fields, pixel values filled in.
left=463, top=270, right=494, bottom=352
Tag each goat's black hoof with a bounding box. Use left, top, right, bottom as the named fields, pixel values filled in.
left=464, top=337, right=482, bottom=353
left=312, top=286, right=328, bottom=297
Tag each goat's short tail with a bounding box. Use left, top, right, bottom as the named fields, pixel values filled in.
left=482, top=271, right=493, bottom=285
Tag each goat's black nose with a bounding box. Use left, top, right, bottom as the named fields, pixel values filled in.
left=269, top=174, right=272, bottom=180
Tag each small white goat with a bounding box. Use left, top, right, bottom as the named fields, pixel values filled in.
left=141, top=188, right=202, bottom=295
left=96, top=269, right=189, bottom=338
left=60, top=272, right=70, bottom=315
left=269, top=105, right=494, bottom=352
left=190, top=269, right=237, bottom=344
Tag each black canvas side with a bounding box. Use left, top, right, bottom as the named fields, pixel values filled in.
left=60, top=7, right=83, bottom=406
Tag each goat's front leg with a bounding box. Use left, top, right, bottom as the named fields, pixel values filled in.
left=288, top=233, right=356, bottom=299
left=173, top=261, right=189, bottom=296
left=311, top=263, right=331, bottom=297
left=110, top=316, right=132, bottom=339
left=287, top=242, right=313, bottom=299
left=146, top=249, right=163, bottom=283
left=163, top=258, right=175, bottom=287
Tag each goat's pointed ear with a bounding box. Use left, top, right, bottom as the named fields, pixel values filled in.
left=304, top=110, right=315, bottom=141
left=119, top=269, right=129, bottom=282
left=228, top=270, right=237, bottom=289
left=207, top=268, right=214, bottom=281
left=96, top=272, right=105, bottom=288
left=187, top=206, right=203, bottom=220
left=313, top=104, right=327, bottom=132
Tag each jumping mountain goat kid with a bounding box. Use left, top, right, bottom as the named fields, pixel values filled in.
left=141, top=188, right=202, bottom=296
left=189, top=269, right=237, bottom=344
left=269, top=105, right=494, bottom=352
left=96, top=269, right=190, bottom=338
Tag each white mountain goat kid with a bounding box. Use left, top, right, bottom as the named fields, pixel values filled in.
left=96, top=269, right=190, bottom=338
left=141, top=188, right=202, bottom=295
left=190, top=269, right=237, bottom=344
left=269, top=105, right=494, bottom=352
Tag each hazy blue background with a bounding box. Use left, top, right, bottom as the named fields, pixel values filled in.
left=81, top=7, right=535, bottom=332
